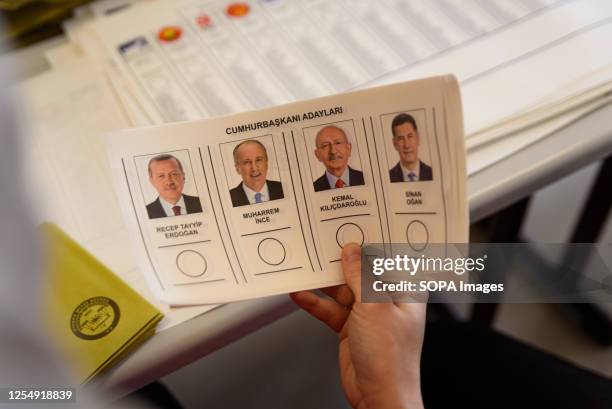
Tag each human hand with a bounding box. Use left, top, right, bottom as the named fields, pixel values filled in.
left=291, top=243, right=426, bottom=409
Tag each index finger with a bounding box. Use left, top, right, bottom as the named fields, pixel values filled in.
left=321, top=284, right=355, bottom=307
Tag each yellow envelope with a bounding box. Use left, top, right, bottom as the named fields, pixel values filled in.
left=41, top=223, right=163, bottom=383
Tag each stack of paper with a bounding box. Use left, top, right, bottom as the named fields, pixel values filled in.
left=13, top=0, right=612, bottom=311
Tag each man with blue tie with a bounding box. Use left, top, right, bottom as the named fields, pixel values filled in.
left=313, top=125, right=365, bottom=192
left=230, top=139, right=284, bottom=207
left=389, top=113, right=433, bottom=183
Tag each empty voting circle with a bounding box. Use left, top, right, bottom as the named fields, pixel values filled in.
left=336, top=223, right=365, bottom=248
left=257, top=238, right=286, bottom=266
left=406, top=220, right=429, bottom=251
left=176, top=250, right=208, bottom=277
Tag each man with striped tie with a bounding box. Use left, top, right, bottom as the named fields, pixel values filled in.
left=389, top=113, right=433, bottom=183
left=230, top=139, right=284, bottom=207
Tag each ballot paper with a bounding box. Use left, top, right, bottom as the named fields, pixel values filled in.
left=90, top=0, right=576, bottom=125
left=106, top=76, right=468, bottom=305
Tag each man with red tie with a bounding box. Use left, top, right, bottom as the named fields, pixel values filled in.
left=313, top=125, right=365, bottom=192
left=146, top=154, right=202, bottom=219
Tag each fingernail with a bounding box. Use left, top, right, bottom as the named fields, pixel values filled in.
left=344, top=245, right=361, bottom=262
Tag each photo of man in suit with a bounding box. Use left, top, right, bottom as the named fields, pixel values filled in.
left=389, top=113, right=433, bottom=183
left=146, top=153, right=203, bottom=219
left=313, top=125, right=365, bottom=192
left=230, top=139, right=284, bottom=207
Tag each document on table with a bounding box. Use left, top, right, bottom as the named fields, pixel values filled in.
left=89, top=0, right=574, bottom=126
left=106, top=76, right=468, bottom=305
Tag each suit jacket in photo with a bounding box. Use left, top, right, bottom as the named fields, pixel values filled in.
left=313, top=167, right=365, bottom=192
left=229, top=180, right=284, bottom=207
left=389, top=161, right=433, bottom=183
left=146, top=194, right=203, bottom=219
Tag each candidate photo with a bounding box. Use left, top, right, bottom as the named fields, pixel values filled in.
left=146, top=153, right=203, bottom=219
left=230, top=139, right=284, bottom=207
left=313, top=125, right=365, bottom=192
left=389, top=113, right=433, bottom=183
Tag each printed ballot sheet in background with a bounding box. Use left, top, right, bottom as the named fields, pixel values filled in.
left=87, top=0, right=612, bottom=176
left=106, top=76, right=467, bottom=305
left=90, top=0, right=564, bottom=125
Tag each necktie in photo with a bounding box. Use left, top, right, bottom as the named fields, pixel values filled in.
left=408, top=172, right=416, bottom=182
left=255, top=192, right=263, bottom=203
left=172, top=205, right=181, bottom=216
left=335, top=179, right=345, bottom=188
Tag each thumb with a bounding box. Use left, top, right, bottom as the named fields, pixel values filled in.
left=341, top=243, right=362, bottom=303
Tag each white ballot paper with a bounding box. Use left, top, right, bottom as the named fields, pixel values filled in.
left=107, top=76, right=468, bottom=305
